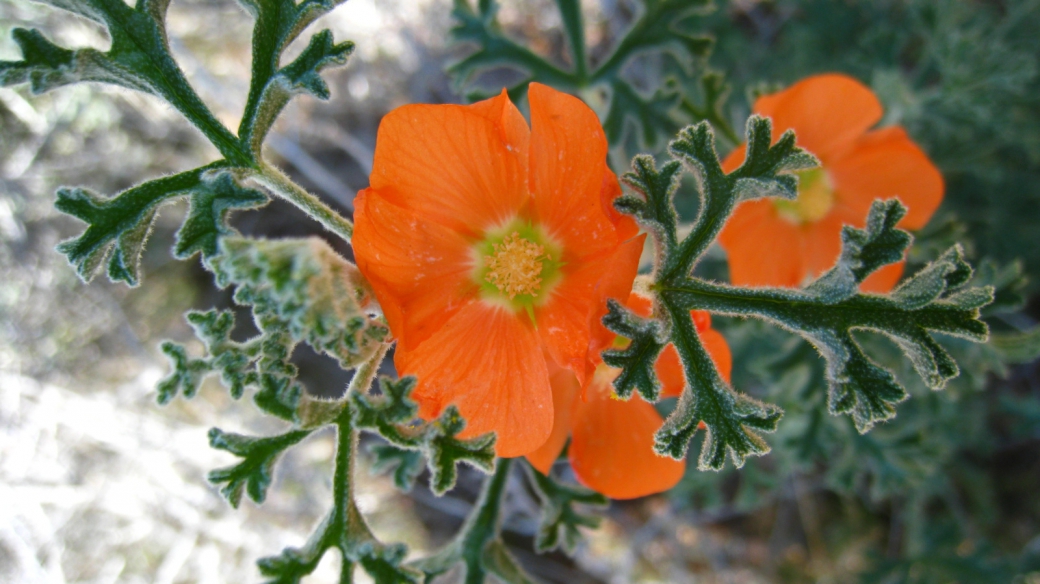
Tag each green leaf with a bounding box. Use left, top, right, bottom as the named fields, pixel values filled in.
left=664, top=118, right=816, bottom=281
left=213, top=237, right=388, bottom=370
left=355, top=542, right=423, bottom=584
left=603, top=78, right=682, bottom=148
left=367, top=442, right=425, bottom=492
left=680, top=71, right=740, bottom=146
left=806, top=199, right=913, bottom=302
left=591, top=0, right=714, bottom=81
left=522, top=462, right=607, bottom=555
left=665, top=250, right=992, bottom=432
left=54, top=165, right=267, bottom=286
left=601, top=299, right=668, bottom=401
left=207, top=427, right=311, bottom=507
left=616, top=155, right=683, bottom=259
left=423, top=406, right=496, bottom=495
left=174, top=171, right=270, bottom=260
left=655, top=302, right=783, bottom=467
left=351, top=376, right=496, bottom=495
left=1, top=0, right=246, bottom=162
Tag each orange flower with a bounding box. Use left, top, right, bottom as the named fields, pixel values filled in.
left=718, top=73, right=944, bottom=292
left=526, top=293, right=732, bottom=499
left=352, top=83, right=646, bottom=458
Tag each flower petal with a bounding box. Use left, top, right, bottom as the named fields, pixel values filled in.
left=541, top=234, right=646, bottom=382
left=368, top=90, right=530, bottom=236
left=525, top=363, right=581, bottom=474
left=528, top=83, right=626, bottom=258
left=755, top=73, right=883, bottom=160
left=353, top=188, right=478, bottom=349
left=395, top=303, right=552, bottom=458
left=569, top=377, right=685, bottom=499
left=800, top=213, right=845, bottom=282
left=719, top=199, right=806, bottom=287
left=828, top=126, right=944, bottom=230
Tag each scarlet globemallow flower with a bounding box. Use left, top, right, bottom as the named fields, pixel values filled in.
left=352, top=83, right=646, bottom=457
left=718, top=73, right=944, bottom=292
left=526, top=293, right=732, bottom=499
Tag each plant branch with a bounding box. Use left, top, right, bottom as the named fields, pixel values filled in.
left=252, top=164, right=355, bottom=243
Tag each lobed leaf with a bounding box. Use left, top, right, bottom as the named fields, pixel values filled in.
left=522, top=462, right=608, bottom=554
left=352, top=376, right=496, bottom=495
left=213, top=237, right=388, bottom=370
left=367, top=442, right=425, bottom=492
left=601, top=299, right=668, bottom=401
left=207, top=427, right=311, bottom=507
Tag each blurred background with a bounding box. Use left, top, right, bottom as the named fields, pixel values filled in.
left=1, top=0, right=1039, bottom=582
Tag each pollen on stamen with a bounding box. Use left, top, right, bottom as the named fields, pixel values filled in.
left=484, top=232, right=548, bottom=299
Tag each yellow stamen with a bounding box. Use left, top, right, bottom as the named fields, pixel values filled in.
left=484, top=231, right=548, bottom=299
left=775, top=168, right=835, bottom=224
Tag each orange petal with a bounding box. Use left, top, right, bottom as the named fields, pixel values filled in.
left=754, top=73, right=882, bottom=160
left=528, top=83, right=625, bottom=258
left=861, top=260, right=905, bottom=293
left=353, top=188, right=477, bottom=350
left=570, top=376, right=685, bottom=499
left=718, top=199, right=806, bottom=287
left=800, top=213, right=845, bottom=282
left=395, top=303, right=552, bottom=458
left=525, top=363, right=581, bottom=474
left=568, top=235, right=647, bottom=372
left=368, top=90, right=530, bottom=236
left=828, top=126, right=944, bottom=230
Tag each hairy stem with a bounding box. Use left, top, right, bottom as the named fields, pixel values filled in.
left=462, top=458, right=512, bottom=584
left=252, top=163, right=355, bottom=243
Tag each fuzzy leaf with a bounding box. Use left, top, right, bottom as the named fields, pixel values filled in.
left=522, top=463, right=608, bottom=554
left=603, top=78, right=682, bottom=148
left=601, top=299, right=667, bottom=401
left=662, top=118, right=816, bottom=281
left=617, top=155, right=683, bottom=259
left=351, top=377, right=496, bottom=495
left=155, top=309, right=303, bottom=420
left=665, top=253, right=992, bottom=432
left=806, top=200, right=913, bottom=302
left=54, top=165, right=267, bottom=286
left=1, top=0, right=245, bottom=162
left=213, top=237, right=388, bottom=370
left=367, top=442, right=425, bottom=492
left=207, top=427, right=311, bottom=507
left=655, top=303, right=783, bottom=466
left=423, top=406, right=497, bottom=495
left=355, top=542, right=422, bottom=584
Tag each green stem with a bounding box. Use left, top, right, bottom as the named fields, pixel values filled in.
left=332, top=408, right=359, bottom=582
left=346, top=341, right=391, bottom=397
left=252, top=163, right=354, bottom=243
left=460, top=458, right=512, bottom=584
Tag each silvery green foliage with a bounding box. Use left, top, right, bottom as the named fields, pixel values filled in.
left=608, top=116, right=992, bottom=472
left=351, top=377, right=497, bottom=495
left=409, top=459, right=537, bottom=584
left=157, top=237, right=387, bottom=420
left=1, top=0, right=353, bottom=286
left=213, top=237, right=388, bottom=369
left=450, top=0, right=715, bottom=147
left=521, top=463, right=608, bottom=555
left=2, top=0, right=546, bottom=581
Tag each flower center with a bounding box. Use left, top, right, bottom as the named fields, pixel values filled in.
left=484, top=232, right=548, bottom=299
left=774, top=168, right=835, bottom=224
left=473, top=220, right=563, bottom=313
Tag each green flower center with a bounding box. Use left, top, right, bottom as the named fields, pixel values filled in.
left=774, top=167, right=835, bottom=224
left=473, top=220, right=563, bottom=314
